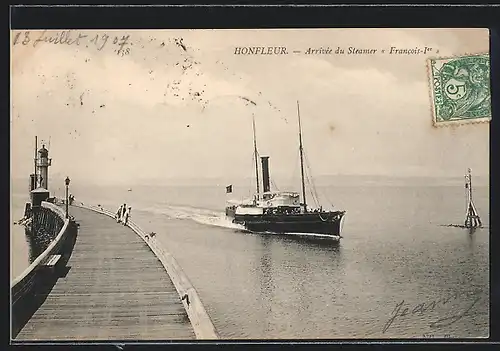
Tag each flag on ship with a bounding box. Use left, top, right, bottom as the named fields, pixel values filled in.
left=226, top=185, right=233, bottom=193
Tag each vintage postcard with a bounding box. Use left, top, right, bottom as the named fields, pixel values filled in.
left=11, top=28, right=489, bottom=341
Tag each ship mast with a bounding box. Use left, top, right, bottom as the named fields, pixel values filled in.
left=252, top=113, right=260, bottom=200
left=297, top=101, right=307, bottom=213
left=34, top=136, right=38, bottom=188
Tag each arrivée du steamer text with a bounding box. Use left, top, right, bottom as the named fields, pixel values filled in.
left=234, top=46, right=434, bottom=55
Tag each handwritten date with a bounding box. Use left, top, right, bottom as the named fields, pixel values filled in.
left=12, top=30, right=131, bottom=56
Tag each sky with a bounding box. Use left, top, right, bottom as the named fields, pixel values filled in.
left=11, top=28, right=490, bottom=187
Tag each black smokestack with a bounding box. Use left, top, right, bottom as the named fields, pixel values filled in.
left=261, top=156, right=270, bottom=193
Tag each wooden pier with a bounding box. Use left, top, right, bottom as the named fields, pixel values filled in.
left=14, top=205, right=196, bottom=340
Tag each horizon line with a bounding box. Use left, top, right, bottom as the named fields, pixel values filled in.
left=11, top=173, right=490, bottom=181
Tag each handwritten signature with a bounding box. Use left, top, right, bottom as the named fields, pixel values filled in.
left=382, top=290, right=483, bottom=333
left=12, top=30, right=131, bottom=56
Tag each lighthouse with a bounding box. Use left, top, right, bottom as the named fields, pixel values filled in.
left=28, top=139, right=52, bottom=232
left=29, top=141, right=51, bottom=208
left=36, top=144, right=52, bottom=190
left=464, top=168, right=482, bottom=229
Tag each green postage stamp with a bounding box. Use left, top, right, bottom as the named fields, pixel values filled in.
left=428, top=53, right=491, bottom=126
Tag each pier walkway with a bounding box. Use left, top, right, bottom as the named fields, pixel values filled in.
left=15, top=205, right=196, bottom=340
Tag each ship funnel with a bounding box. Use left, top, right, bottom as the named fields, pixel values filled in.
left=261, top=156, right=270, bottom=193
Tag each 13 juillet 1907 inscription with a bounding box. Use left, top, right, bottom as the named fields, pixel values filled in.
left=12, top=30, right=131, bottom=56
left=428, top=53, right=491, bottom=126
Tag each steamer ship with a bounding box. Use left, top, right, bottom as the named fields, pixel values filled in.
left=225, top=101, right=346, bottom=239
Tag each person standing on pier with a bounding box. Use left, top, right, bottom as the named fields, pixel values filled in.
left=124, top=206, right=131, bottom=225
left=122, top=204, right=127, bottom=223
left=116, top=204, right=123, bottom=223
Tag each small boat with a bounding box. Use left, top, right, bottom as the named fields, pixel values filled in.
left=225, top=101, right=346, bottom=239
left=127, top=188, right=132, bottom=192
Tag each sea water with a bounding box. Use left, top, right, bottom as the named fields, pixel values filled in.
left=10, top=180, right=489, bottom=338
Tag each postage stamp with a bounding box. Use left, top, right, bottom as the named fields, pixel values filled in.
left=427, top=53, right=491, bottom=126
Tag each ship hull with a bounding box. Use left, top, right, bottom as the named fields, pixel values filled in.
left=227, top=210, right=345, bottom=237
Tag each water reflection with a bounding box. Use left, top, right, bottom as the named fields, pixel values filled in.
left=245, top=229, right=343, bottom=249
left=467, top=229, right=476, bottom=249
left=257, top=235, right=275, bottom=335
left=282, top=235, right=342, bottom=251
left=253, top=232, right=345, bottom=337
left=294, top=243, right=313, bottom=330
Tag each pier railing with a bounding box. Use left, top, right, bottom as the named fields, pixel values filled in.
left=11, top=202, right=70, bottom=302
left=11, top=201, right=76, bottom=338
left=72, top=201, right=219, bottom=340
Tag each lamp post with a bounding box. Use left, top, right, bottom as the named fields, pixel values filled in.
left=65, top=176, right=70, bottom=218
